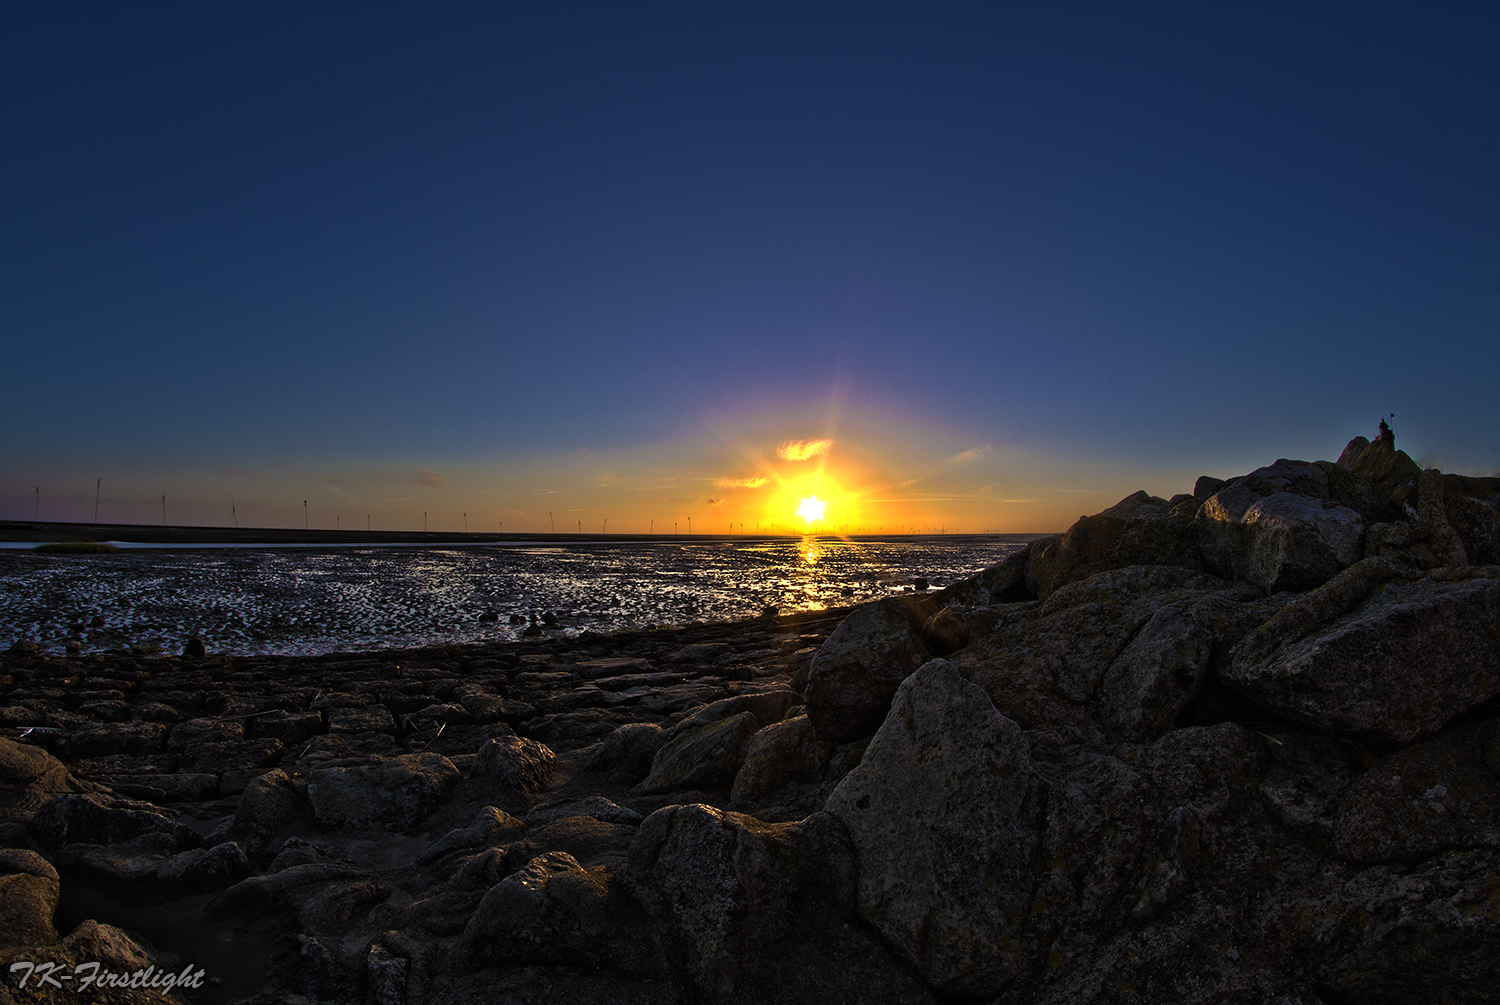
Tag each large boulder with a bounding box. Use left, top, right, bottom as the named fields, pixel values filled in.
left=0, top=738, right=82, bottom=844
left=585, top=722, right=667, bottom=786
left=804, top=598, right=933, bottom=741
left=453, top=851, right=655, bottom=974
left=955, top=566, right=1243, bottom=747
left=729, top=714, right=838, bottom=807
left=932, top=546, right=1035, bottom=607
left=1096, top=589, right=1271, bottom=740
left=1223, top=570, right=1500, bottom=745
left=1196, top=459, right=1370, bottom=592
left=306, top=752, right=460, bottom=830
left=30, top=792, right=200, bottom=859
left=469, top=734, right=556, bottom=814
left=1337, top=433, right=1422, bottom=501
left=635, top=690, right=800, bottom=794
left=1315, top=849, right=1500, bottom=1003
left=1024, top=507, right=1201, bottom=600
left=0, top=848, right=60, bottom=948
left=625, top=804, right=933, bottom=1005
left=824, top=659, right=1038, bottom=998
left=1332, top=719, right=1500, bottom=864
left=634, top=712, right=761, bottom=794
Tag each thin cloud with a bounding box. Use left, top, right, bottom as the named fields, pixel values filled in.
left=778, top=438, right=833, bottom=461
left=715, top=476, right=768, bottom=488
left=947, top=444, right=993, bottom=463
left=416, top=469, right=443, bottom=486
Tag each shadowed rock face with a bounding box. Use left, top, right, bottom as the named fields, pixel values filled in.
left=825, top=660, right=1038, bottom=998
left=8, top=432, right=1500, bottom=1005
left=803, top=597, right=931, bottom=742
left=1223, top=573, right=1500, bottom=744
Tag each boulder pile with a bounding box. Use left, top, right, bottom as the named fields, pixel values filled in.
left=3, top=429, right=1499, bottom=1004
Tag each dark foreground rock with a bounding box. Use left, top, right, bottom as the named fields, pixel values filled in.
left=3, top=426, right=1500, bottom=1004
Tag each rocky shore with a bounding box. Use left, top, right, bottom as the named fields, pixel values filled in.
left=4, top=428, right=1500, bottom=1004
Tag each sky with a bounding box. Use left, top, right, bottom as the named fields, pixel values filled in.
left=3, top=2, right=1498, bottom=535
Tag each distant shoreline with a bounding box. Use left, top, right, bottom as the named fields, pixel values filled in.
left=0, top=519, right=1053, bottom=547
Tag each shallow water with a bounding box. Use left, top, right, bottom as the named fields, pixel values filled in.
left=0, top=537, right=1033, bottom=657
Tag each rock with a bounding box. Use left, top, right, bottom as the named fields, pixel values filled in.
left=635, top=712, right=761, bottom=794
left=1333, top=720, right=1500, bottom=864
left=153, top=841, right=254, bottom=891
left=0, top=738, right=82, bottom=842
left=30, top=792, right=200, bottom=858
left=453, top=851, right=639, bottom=971
left=1338, top=433, right=1422, bottom=499
left=1196, top=460, right=1367, bottom=592
left=183, top=636, right=207, bottom=658
left=1024, top=507, right=1201, bottom=600
left=918, top=605, right=970, bottom=654
left=473, top=734, right=555, bottom=792
left=804, top=597, right=932, bottom=742
left=528, top=796, right=642, bottom=827
left=416, top=805, right=526, bottom=866
left=625, top=804, right=934, bottom=1004
left=1315, top=849, right=1500, bottom=1003
left=328, top=705, right=397, bottom=734
left=933, top=546, right=1035, bottom=606
left=1097, top=489, right=1174, bottom=519
left=54, top=720, right=169, bottom=758
left=1435, top=472, right=1500, bottom=565
left=249, top=709, right=325, bottom=744
left=1416, top=468, right=1469, bottom=567
left=666, top=642, right=734, bottom=664
left=306, top=752, right=460, bottom=830
left=263, top=934, right=348, bottom=1001
left=1193, top=475, right=1226, bottom=499
left=179, top=737, right=285, bottom=775
left=214, top=768, right=306, bottom=854
left=1224, top=570, right=1500, bottom=744
left=824, top=659, right=1037, bottom=998
left=1256, top=728, right=1362, bottom=845
left=0, top=848, right=60, bottom=948
left=1096, top=591, right=1271, bottom=740
left=729, top=714, right=837, bottom=806
left=585, top=722, right=667, bottom=785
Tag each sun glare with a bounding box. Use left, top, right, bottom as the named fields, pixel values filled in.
left=797, top=495, right=826, bottom=523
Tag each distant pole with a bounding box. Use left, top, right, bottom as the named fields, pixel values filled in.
left=161, top=493, right=166, bottom=526
left=231, top=495, right=238, bottom=529
left=549, top=512, right=554, bottom=534
left=464, top=512, right=467, bottom=533
left=688, top=517, right=692, bottom=535
left=94, top=479, right=100, bottom=524
left=304, top=500, right=308, bottom=529
left=336, top=515, right=340, bottom=530
left=367, top=514, right=370, bottom=532
left=424, top=511, right=428, bottom=532
left=577, top=519, right=580, bottom=534
left=34, top=487, right=38, bottom=521
left=603, top=518, right=607, bottom=534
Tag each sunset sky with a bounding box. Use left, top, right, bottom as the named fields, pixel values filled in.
left=3, top=3, right=1498, bottom=535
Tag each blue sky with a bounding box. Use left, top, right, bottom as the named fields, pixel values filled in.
left=3, top=2, right=1498, bottom=533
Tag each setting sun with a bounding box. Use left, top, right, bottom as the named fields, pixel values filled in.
left=797, top=495, right=826, bottom=523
